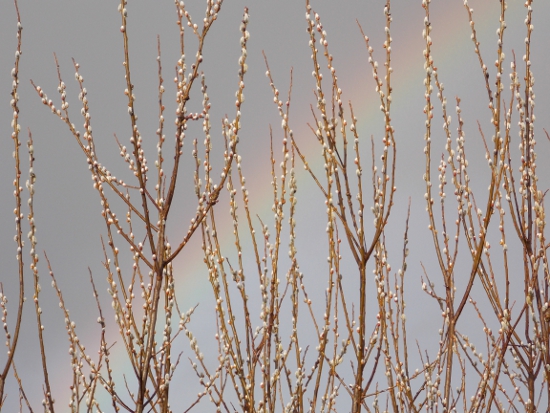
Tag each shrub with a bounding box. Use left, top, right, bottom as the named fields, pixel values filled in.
left=1, top=0, right=549, bottom=412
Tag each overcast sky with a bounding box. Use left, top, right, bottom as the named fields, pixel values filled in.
left=1, top=0, right=550, bottom=411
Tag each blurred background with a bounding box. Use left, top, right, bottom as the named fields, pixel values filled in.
left=1, top=0, right=550, bottom=410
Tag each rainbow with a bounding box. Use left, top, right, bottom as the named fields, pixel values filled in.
left=68, top=1, right=506, bottom=409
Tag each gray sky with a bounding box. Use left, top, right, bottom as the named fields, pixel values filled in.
left=1, top=0, right=550, bottom=411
